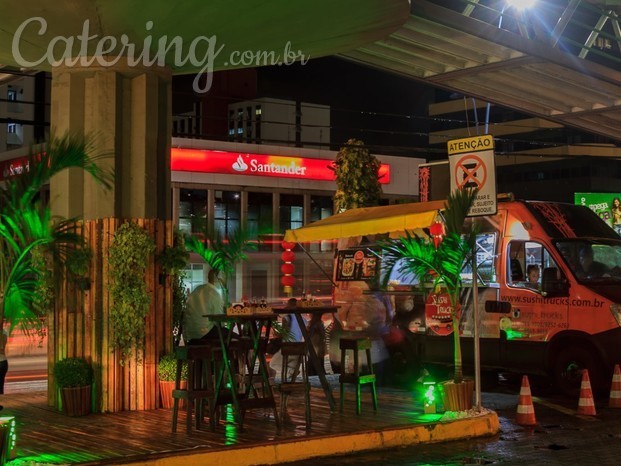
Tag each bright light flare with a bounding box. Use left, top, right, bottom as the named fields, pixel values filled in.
left=506, top=0, right=536, bottom=9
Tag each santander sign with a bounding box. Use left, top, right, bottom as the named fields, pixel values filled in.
left=171, top=148, right=390, bottom=183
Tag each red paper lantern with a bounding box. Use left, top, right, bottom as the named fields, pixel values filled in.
left=281, top=251, right=295, bottom=262
left=429, top=221, right=445, bottom=249
left=281, top=275, right=296, bottom=287
left=281, top=263, right=295, bottom=275
left=281, top=241, right=296, bottom=250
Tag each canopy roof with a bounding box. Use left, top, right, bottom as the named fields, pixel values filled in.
left=284, top=200, right=446, bottom=243
left=0, top=0, right=409, bottom=73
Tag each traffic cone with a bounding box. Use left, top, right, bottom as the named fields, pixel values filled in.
left=577, top=369, right=597, bottom=416
left=516, top=375, right=537, bottom=426
left=609, top=364, right=621, bottom=408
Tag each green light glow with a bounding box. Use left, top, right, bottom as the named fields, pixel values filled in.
left=424, top=384, right=436, bottom=406
left=505, top=329, right=525, bottom=340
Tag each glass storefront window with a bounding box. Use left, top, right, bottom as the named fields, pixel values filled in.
left=279, top=194, right=303, bottom=234
left=214, top=190, right=241, bottom=237
left=179, top=189, right=207, bottom=236
left=248, top=192, right=273, bottom=239
left=310, top=195, right=334, bottom=252
left=182, top=263, right=206, bottom=292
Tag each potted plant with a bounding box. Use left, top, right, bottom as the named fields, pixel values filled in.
left=380, top=188, right=478, bottom=411
left=158, top=352, right=188, bottom=409
left=54, top=357, right=93, bottom=416
left=65, top=246, right=92, bottom=291
left=185, top=227, right=257, bottom=308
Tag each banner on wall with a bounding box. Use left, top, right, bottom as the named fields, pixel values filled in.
left=575, top=192, right=621, bottom=230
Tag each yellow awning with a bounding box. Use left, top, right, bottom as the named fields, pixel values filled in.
left=284, top=200, right=445, bottom=243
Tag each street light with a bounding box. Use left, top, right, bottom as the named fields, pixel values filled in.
left=506, top=0, right=536, bottom=9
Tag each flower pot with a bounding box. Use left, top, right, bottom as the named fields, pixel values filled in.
left=60, top=385, right=91, bottom=416
left=159, top=380, right=187, bottom=409
left=439, top=379, right=474, bottom=412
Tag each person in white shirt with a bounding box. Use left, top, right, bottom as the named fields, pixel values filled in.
left=183, top=269, right=225, bottom=343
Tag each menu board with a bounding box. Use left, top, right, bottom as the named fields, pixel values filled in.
left=335, top=248, right=380, bottom=282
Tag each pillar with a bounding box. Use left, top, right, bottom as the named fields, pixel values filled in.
left=50, top=58, right=172, bottom=220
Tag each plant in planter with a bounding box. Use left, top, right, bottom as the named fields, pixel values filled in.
left=157, top=352, right=188, bottom=409
left=108, top=222, right=155, bottom=363
left=380, top=188, right=478, bottom=411
left=54, top=357, right=93, bottom=416
left=185, top=227, right=257, bottom=307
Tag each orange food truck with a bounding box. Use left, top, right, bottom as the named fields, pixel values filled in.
left=285, top=196, right=621, bottom=396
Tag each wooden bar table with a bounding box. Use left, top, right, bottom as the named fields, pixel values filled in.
left=209, top=312, right=280, bottom=430
left=273, top=305, right=339, bottom=411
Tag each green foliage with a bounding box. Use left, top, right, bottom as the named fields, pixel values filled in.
left=330, top=139, right=383, bottom=213
left=379, top=188, right=478, bottom=383
left=109, top=222, right=155, bottom=363
left=185, top=227, right=257, bottom=305
left=158, top=229, right=189, bottom=341
left=0, top=133, right=112, bottom=337
left=53, top=357, right=92, bottom=388
left=157, top=352, right=188, bottom=382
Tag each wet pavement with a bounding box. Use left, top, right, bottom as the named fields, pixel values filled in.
left=284, top=390, right=621, bottom=465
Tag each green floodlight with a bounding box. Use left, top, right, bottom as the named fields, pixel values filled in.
left=506, top=0, right=536, bottom=9
left=0, top=417, right=16, bottom=465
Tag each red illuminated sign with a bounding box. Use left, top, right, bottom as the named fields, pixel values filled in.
left=0, top=156, right=30, bottom=180
left=171, top=148, right=390, bottom=183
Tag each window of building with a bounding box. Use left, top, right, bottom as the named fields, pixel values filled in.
left=228, top=110, right=235, bottom=138
left=255, top=105, right=262, bottom=143
left=279, top=194, right=303, bottom=233
left=7, top=123, right=17, bottom=134
left=248, top=192, right=273, bottom=239
left=246, top=106, right=253, bottom=142
left=310, top=195, right=334, bottom=252
left=214, top=190, right=241, bottom=238
left=182, top=263, right=206, bottom=292
left=179, top=188, right=208, bottom=236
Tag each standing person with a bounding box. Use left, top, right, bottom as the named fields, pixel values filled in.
left=612, top=197, right=621, bottom=236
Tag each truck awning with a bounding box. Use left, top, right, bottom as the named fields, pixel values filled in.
left=283, top=200, right=445, bottom=243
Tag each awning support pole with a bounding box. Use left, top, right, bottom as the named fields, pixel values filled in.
left=297, top=243, right=339, bottom=288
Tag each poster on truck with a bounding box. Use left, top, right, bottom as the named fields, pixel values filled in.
left=575, top=192, right=621, bottom=236
left=335, top=248, right=380, bottom=282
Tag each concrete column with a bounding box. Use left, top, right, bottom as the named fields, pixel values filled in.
left=50, top=59, right=172, bottom=220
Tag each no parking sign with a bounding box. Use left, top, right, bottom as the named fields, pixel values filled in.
left=448, top=134, right=497, bottom=217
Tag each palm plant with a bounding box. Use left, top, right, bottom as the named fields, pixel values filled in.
left=184, top=227, right=257, bottom=306
left=0, top=133, right=112, bottom=336
left=379, top=188, right=478, bottom=383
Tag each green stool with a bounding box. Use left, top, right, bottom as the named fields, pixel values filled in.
left=339, top=337, right=378, bottom=415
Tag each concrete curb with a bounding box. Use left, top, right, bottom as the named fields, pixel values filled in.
left=111, top=411, right=500, bottom=466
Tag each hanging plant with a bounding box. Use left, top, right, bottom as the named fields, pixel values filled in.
left=157, top=228, right=189, bottom=344
left=65, top=246, right=92, bottom=290
left=109, top=222, right=155, bottom=363
left=329, top=139, right=383, bottom=213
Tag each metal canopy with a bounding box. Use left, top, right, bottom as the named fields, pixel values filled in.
left=341, top=0, right=621, bottom=144
left=0, top=0, right=409, bottom=73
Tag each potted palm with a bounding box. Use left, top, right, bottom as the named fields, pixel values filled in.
left=158, top=352, right=188, bottom=409
left=184, top=227, right=257, bottom=307
left=380, top=188, right=478, bottom=411
left=54, top=357, right=93, bottom=416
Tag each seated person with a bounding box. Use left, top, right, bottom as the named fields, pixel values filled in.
left=184, top=269, right=225, bottom=343
left=576, top=245, right=609, bottom=278
left=269, top=298, right=306, bottom=378
left=525, top=264, right=540, bottom=290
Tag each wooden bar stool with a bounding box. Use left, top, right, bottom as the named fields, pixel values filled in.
left=171, top=345, right=216, bottom=433
left=339, top=337, right=378, bottom=415
left=277, top=342, right=311, bottom=429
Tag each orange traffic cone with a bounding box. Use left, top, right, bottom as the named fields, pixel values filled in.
left=516, top=375, right=537, bottom=426
left=577, top=369, right=597, bottom=416
left=610, top=364, right=621, bottom=408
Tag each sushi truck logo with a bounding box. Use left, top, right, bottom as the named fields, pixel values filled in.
left=575, top=192, right=621, bottom=228
left=425, top=293, right=461, bottom=336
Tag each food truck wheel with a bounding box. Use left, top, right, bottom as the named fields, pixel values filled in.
left=552, top=346, right=602, bottom=398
